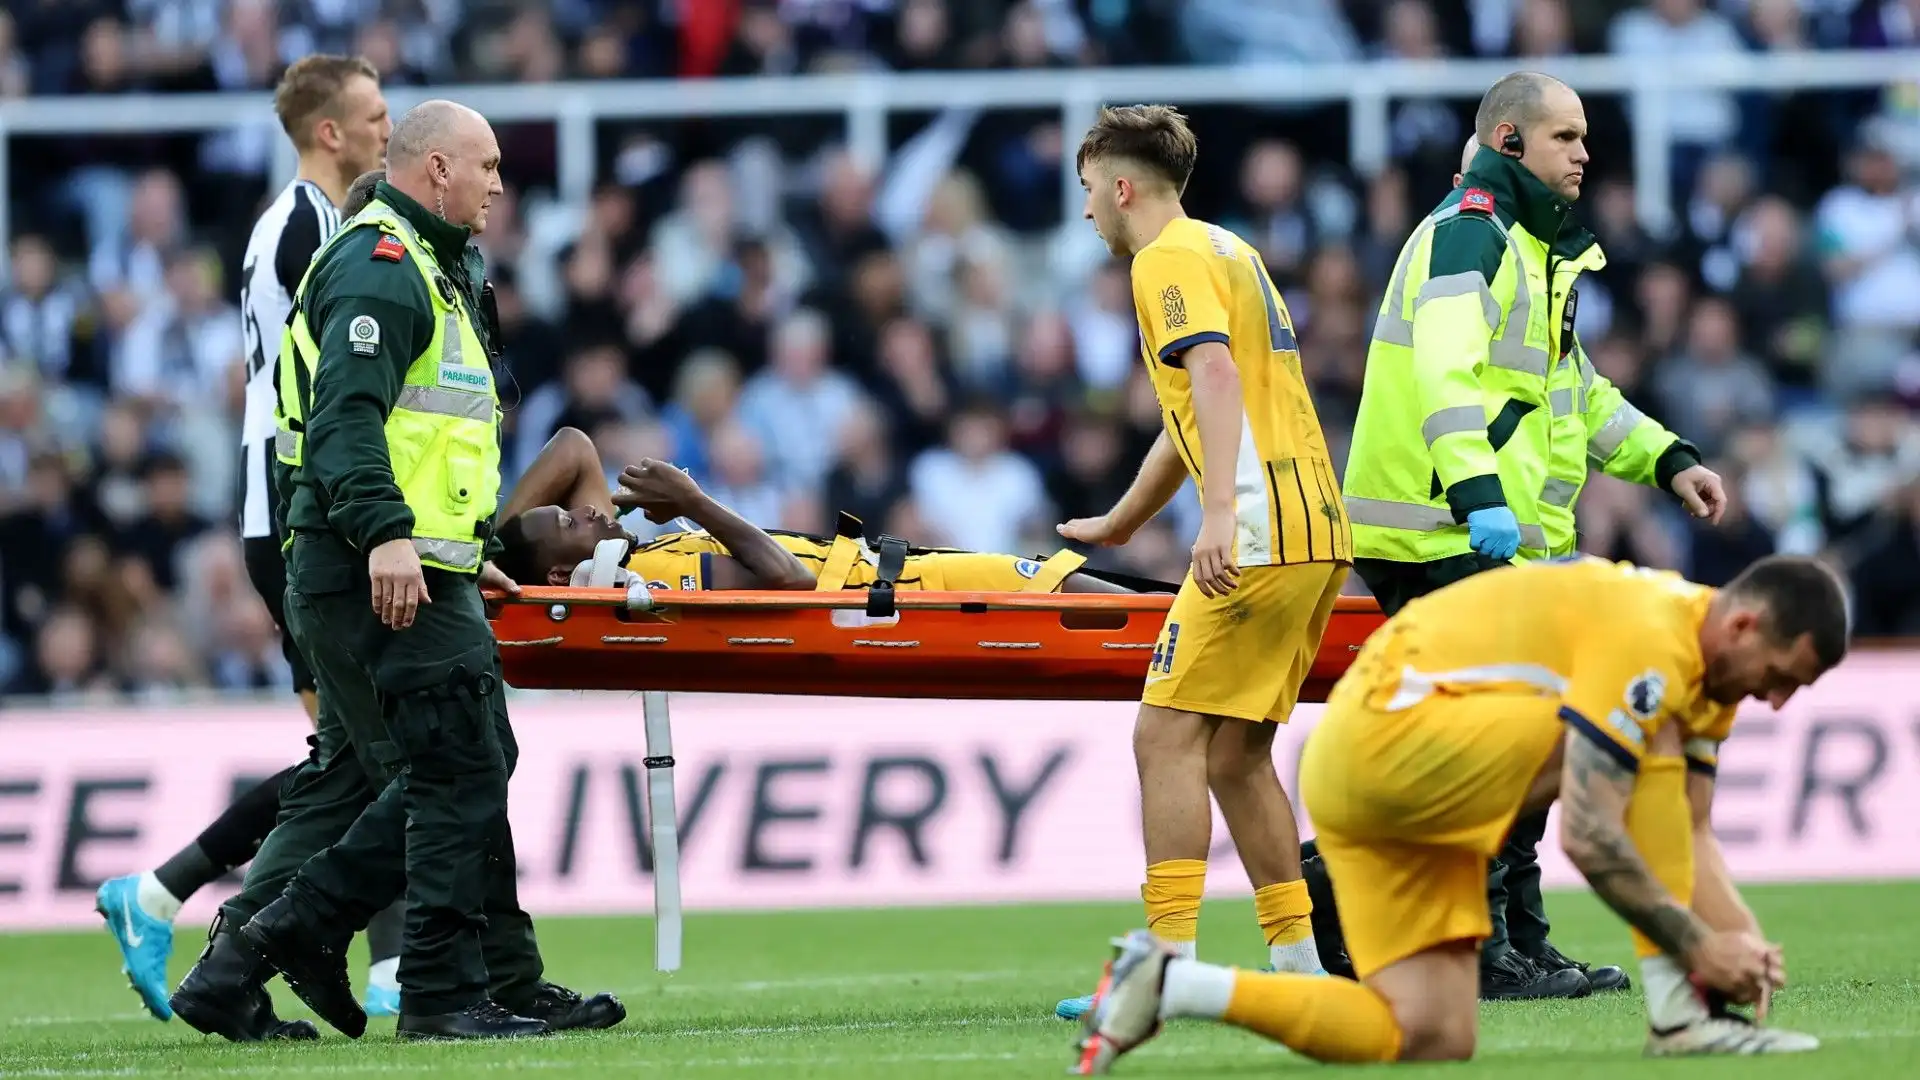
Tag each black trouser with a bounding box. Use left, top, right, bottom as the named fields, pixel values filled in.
left=1351, top=554, right=1552, bottom=967
left=277, top=533, right=541, bottom=1015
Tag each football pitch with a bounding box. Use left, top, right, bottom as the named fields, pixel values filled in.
left=2, top=882, right=1915, bottom=1078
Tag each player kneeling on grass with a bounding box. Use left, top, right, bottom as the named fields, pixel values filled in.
left=1070, top=553, right=1846, bottom=1072
left=492, top=427, right=1154, bottom=596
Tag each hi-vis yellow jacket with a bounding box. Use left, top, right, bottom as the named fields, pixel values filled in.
left=1343, top=147, right=1701, bottom=563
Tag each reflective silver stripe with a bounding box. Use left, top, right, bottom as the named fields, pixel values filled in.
left=1549, top=388, right=1575, bottom=417
left=442, top=313, right=461, bottom=366
left=1374, top=203, right=1550, bottom=377
left=1541, top=476, right=1581, bottom=508
left=1345, top=495, right=1547, bottom=550
left=395, top=383, right=494, bottom=421
left=413, top=536, right=482, bottom=570
left=275, top=428, right=298, bottom=459
left=1588, top=402, right=1648, bottom=461
left=1421, top=405, right=1486, bottom=446
left=1414, top=272, right=1501, bottom=330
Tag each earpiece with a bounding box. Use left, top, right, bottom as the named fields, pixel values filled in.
left=1502, top=131, right=1525, bottom=157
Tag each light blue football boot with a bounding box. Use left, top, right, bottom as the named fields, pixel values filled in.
left=363, top=983, right=401, bottom=1017
left=1055, top=992, right=1097, bottom=1020
left=95, top=875, right=175, bottom=1021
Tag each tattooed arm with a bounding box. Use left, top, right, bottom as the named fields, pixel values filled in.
left=1558, top=733, right=1710, bottom=959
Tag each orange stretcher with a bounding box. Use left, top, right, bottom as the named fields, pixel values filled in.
left=483, top=583, right=1385, bottom=973
left=486, top=587, right=1385, bottom=703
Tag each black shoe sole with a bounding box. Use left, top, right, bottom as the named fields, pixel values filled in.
left=1480, top=971, right=1592, bottom=1001
left=237, top=922, right=367, bottom=1039
left=170, top=987, right=265, bottom=1044
left=396, top=1024, right=552, bottom=1041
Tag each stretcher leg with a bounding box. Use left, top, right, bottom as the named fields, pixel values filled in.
left=642, top=689, right=683, bottom=973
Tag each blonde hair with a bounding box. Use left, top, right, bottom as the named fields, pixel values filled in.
left=1074, top=105, right=1199, bottom=193
left=274, top=55, right=378, bottom=151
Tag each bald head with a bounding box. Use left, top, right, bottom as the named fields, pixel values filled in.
left=382, top=99, right=502, bottom=233
left=1476, top=72, right=1562, bottom=145
left=388, top=100, right=481, bottom=166
left=1472, top=72, right=1589, bottom=199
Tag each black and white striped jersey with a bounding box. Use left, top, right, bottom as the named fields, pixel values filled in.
left=238, top=178, right=338, bottom=539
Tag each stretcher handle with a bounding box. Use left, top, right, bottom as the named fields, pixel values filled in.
left=484, top=585, right=1381, bottom=616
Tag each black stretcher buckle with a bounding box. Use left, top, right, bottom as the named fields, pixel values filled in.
left=642, top=755, right=676, bottom=770
left=866, top=535, right=909, bottom=618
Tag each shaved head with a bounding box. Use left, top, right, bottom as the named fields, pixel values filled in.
left=387, top=100, right=480, bottom=166
left=1475, top=72, right=1563, bottom=146
left=1473, top=71, right=1589, bottom=199
left=382, top=99, right=503, bottom=232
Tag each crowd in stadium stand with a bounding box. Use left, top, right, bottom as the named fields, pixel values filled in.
left=1, top=0, right=1918, bottom=700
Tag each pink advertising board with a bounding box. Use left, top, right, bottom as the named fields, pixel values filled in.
left=0, top=652, right=1916, bottom=930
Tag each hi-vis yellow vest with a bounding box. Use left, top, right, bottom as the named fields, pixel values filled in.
left=275, top=199, right=500, bottom=574
left=1343, top=196, right=1609, bottom=563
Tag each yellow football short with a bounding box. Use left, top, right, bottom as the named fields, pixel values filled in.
left=1140, top=561, right=1347, bottom=723
left=1299, top=687, right=1564, bottom=979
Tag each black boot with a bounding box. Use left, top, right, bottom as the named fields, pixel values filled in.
left=500, top=981, right=627, bottom=1032
left=170, top=915, right=313, bottom=1043
left=1528, top=940, right=1631, bottom=993
left=237, top=895, right=367, bottom=1039
left=397, top=999, right=551, bottom=1041
left=1480, top=949, right=1590, bottom=1001
left=1301, top=854, right=1356, bottom=980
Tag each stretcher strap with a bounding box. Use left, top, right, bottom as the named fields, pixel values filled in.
left=867, top=535, right=908, bottom=617
left=1023, top=548, right=1087, bottom=594
left=816, top=533, right=866, bottom=592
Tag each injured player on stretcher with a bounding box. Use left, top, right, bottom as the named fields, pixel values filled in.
left=492, top=428, right=1165, bottom=596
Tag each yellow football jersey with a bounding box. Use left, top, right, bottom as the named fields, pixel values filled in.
left=624, top=531, right=1083, bottom=594
left=1340, top=556, right=1734, bottom=774
left=1131, top=218, right=1349, bottom=568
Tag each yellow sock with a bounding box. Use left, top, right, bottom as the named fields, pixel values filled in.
left=1624, top=756, right=1695, bottom=960
left=1253, top=879, right=1313, bottom=946
left=1142, top=859, right=1206, bottom=952
left=1220, top=968, right=1402, bottom=1063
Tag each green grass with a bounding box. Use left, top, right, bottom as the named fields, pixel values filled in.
left=2, top=883, right=1917, bottom=1077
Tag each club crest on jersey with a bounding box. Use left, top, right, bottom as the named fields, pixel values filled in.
left=1160, top=284, right=1187, bottom=330
left=1461, top=188, right=1495, bottom=215
left=1625, top=669, right=1666, bottom=721
left=348, top=315, right=381, bottom=355
left=1014, top=558, right=1042, bottom=579
left=371, top=233, right=406, bottom=262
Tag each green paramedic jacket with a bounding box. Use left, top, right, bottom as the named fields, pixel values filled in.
left=277, top=181, right=505, bottom=563
left=1342, top=146, right=1702, bottom=563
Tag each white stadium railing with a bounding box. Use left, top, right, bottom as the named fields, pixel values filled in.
left=2, top=49, right=1916, bottom=245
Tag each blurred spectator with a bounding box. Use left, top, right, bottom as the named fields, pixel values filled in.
left=909, top=401, right=1050, bottom=553
left=112, top=246, right=243, bottom=410
left=115, top=450, right=209, bottom=593
left=659, top=349, right=745, bottom=486
left=866, top=316, right=957, bottom=457
left=1729, top=196, right=1831, bottom=395
left=703, top=421, right=787, bottom=529
left=1608, top=0, right=1746, bottom=199
left=1812, top=136, right=1920, bottom=399
left=1651, top=297, right=1778, bottom=457
left=738, top=308, right=867, bottom=493
left=822, top=398, right=908, bottom=539
left=1803, top=395, right=1920, bottom=545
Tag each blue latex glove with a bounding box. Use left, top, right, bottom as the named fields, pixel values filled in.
left=1466, top=506, right=1521, bottom=561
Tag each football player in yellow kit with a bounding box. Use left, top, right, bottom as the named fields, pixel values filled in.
left=493, top=427, right=1148, bottom=596
left=1071, top=554, right=1849, bottom=1071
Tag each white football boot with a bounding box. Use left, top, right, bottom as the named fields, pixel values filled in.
left=1069, top=930, right=1175, bottom=1075
left=1645, top=1017, right=1821, bottom=1056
